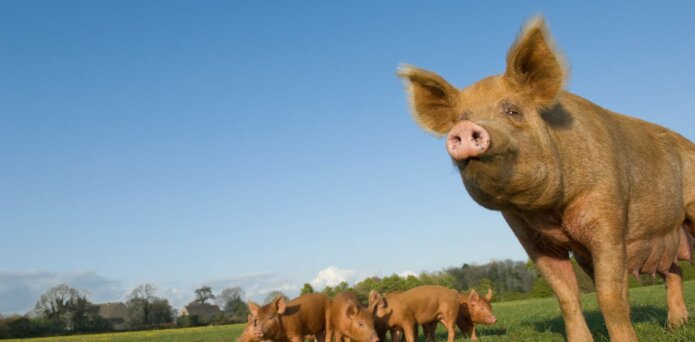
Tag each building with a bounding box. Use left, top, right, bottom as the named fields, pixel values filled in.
left=95, top=302, right=129, bottom=330
left=179, top=303, right=223, bottom=324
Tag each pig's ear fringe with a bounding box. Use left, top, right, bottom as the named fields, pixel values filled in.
left=521, top=15, right=570, bottom=89
left=512, top=15, right=571, bottom=109
left=396, top=64, right=457, bottom=137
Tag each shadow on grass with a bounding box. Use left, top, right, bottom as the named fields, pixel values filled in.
left=525, top=305, right=667, bottom=339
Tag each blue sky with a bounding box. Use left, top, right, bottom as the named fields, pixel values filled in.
left=2, top=1, right=695, bottom=314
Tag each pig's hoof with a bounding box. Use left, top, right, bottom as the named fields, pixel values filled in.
left=667, top=312, right=688, bottom=330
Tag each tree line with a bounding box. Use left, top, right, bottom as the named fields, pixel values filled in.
left=299, top=259, right=695, bottom=303
left=0, top=283, right=249, bottom=339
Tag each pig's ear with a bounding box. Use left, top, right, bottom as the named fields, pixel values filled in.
left=397, top=64, right=460, bottom=135
left=247, top=301, right=260, bottom=317
left=273, top=295, right=287, bottom=315
left=485, top=288, right=493, bottom=302
left=345, top=302, right=359, bottom=318
left=504, top=16, right=567, bottom=108
left=468, top=289, right=480, bottom=304
left=369, top=290, right=386, bottom=310
left=368, top=290, right=384, bottom=308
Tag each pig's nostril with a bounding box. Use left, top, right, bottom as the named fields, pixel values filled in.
left=448, top=134, right=462, bottom=150
left=472, top=130, right=481, bottom=141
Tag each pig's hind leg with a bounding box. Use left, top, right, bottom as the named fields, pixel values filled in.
left=422, top=322, right=437, bottom=342
left=665, top=201, right=695, bottom=329
left=661, top=263, right=689, bottom=329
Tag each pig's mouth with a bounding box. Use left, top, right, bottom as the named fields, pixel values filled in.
left=453, top=151, right=505, bottom=169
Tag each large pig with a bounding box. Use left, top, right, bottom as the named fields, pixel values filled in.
left=239, top=293, right=332, bottom=342
left=398, top=16, right=695, bottom=342
left=422, top=289, right=497, bottom=341
left=330, top=292, right=380, bottom=342
left=369, top=285, right=460, bottom=342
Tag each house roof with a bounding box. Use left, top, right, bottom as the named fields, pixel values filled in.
left=96, top=302, right=128, bottom=320
left=183, top=303, right=222, bottom=319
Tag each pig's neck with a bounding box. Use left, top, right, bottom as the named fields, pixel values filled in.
left=267, top=318, right=289, bottom=342
left=461, top=154, right=564, bottom=211
left=459, top=302, right=474, bottom=325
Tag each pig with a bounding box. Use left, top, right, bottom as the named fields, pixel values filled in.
left=369, top=285, right=460, bottom=342
left=370, top=292, right=403, bottom=342
left=239, top=293, right=332, bottom=342
left=397, top=15, right=695, bottom=342
left=422, top=289, right=497, bottom=341
left=330, top=291, right=380, bottom=342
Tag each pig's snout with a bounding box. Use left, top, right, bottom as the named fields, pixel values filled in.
left=446, top=121, right=490, bottom=161
left=369, top=335, right=380, bottom=342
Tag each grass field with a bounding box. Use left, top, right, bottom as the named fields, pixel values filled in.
left=10, top=280, right=695, bottom=341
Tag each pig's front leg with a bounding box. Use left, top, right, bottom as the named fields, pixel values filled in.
left=502, top=211, right=592, bottom=342
left=589, top=217, right=638, bottom=342
left=390, top=328, right=403, bottom=342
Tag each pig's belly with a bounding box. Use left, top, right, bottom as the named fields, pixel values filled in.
left=625, top=224, right=693, bottom=276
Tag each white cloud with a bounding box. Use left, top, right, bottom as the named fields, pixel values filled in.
left=310, top=266, right=358, bottom=289
left=398, top=270, right=417, bottom=278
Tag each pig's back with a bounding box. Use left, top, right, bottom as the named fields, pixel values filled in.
left=286, top=293, right=330, bottom=336
left=554, top=92, right=689, bottom=199
left=400, top=286, right=458, bottom=322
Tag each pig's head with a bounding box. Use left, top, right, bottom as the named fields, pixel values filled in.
left=398, top=17, right=566, bottom=210
left=237, top=314, right=268, bottom=342
left=241, top=296, right=287, bottom=341
left=464, top=289, right=497, bottom=325
left=368, top=290, right=393, bottom=320
left=343, top=298, right=380, bottom=342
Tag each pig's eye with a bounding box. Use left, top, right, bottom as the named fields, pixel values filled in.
left=500, top=101, right=522, bottom=118
left=358, top=321, right=364, bottom=327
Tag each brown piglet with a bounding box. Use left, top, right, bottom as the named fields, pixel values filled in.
left=369, top=285, right=459, bottom=342
left=330, top=291, right=380, bottom=342
left=423, top=289, right=497, bottom=341
left=238, top=293, right=332, bottom=342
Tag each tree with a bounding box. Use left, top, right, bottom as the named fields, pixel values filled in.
left=32, top=284, right=104, bottom=332
left=217, top=287, right=248, bottom=323
left=33, top=284, right=82, bottom=321
left=194, top=285, right=215, bottom=305
left=334, top=281, right=350, bottom=294
left=149, top=298, right=173, bottom=325
left=300, top=283, right=315, bottom=295
left=320, top=286, right=336, bottom=299
left=127, top=284, right=170, bottom=328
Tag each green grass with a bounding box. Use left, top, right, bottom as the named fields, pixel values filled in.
left=9, top=281, right=695, bottom=341
left=442, top=279, right=695, bottom=341
left=7, top=324, right=245, bottom=342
